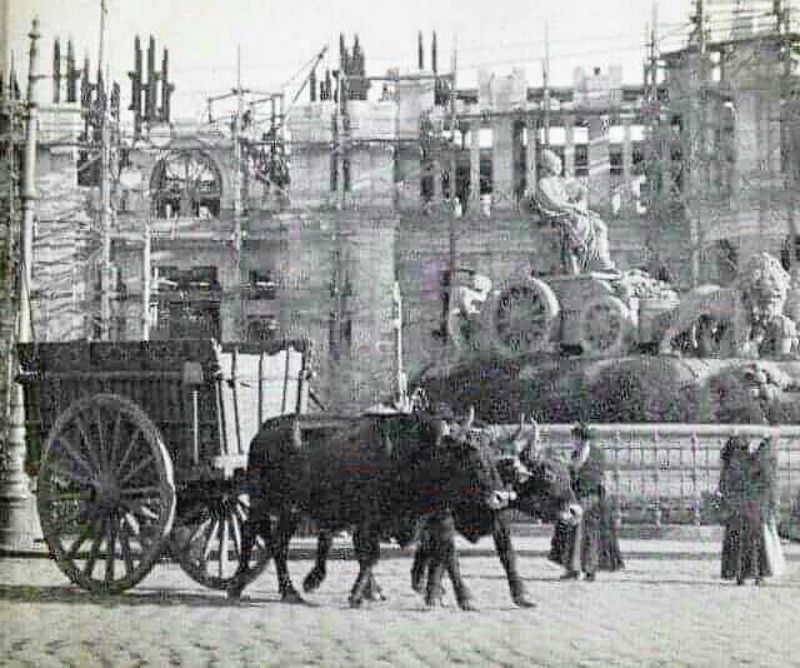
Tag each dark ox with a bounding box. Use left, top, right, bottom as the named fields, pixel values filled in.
left=227, top=408, right=505, bottom=608
left=307, top=423, right=577, bottom=609
left=409, top=444, right=577, bottom=603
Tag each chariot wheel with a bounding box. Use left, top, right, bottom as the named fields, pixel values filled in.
left=170, top=487, right=271, bottom=590
left=37, top=393, right=176, bottom=594
left=489, top=278, right=560, bottom=358
left=578, top=295, right=635, bottom=358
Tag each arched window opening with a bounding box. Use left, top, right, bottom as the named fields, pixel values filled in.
left=150, top=151, right=222, bottom=219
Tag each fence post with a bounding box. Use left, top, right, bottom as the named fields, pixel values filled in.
left=652, top=429, right=662, bottom=526
left=613, top=429, right=622, bottom=530
left=690, top=432, right=701, bottom=525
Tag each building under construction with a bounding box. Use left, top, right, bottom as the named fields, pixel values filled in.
left=6, top=1, right=800, bottom=413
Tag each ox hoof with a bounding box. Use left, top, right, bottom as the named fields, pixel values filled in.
left=281, top=588, right=308, bottom=605
left=348, top=597, right=364, bottom=609
left=457, top=598, right=478, bottom=612
left=513, top=595, right=537, bottom=609
left=411, top=576, right=425, bottom=595
left=227, top=579, right=245, bottom=601
left=303, top=569, right=325, bottom=593
left=364, top=584, right=387, bottom=602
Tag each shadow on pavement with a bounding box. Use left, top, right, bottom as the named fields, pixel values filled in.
left=0, top=583, right=275, bottom=607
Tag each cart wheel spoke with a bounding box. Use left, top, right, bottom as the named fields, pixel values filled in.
left=105, top=520, right=118, bottom=584
left=83, top=519, right=106, bottom=579
left=204, top=520, right=220, bottom=561
left=56, top=436, right=96, bottom=479
left=65, top=523, right=94, bottom=560
left=114, top=427, right=142, bottom=479
left=218, top=518, right=229, bottom=578
left=73, top=414, right=102, bottom=473
left=118, top=454, right=156, bottom=487
left=108, top=412, right=123, bottom=473
left=118, top=521, right=136, bottom=576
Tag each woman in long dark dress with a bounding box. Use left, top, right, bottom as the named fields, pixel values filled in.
left=719, top=435, right=762, bottom=584
left=550, top=423, right=624, bottom=580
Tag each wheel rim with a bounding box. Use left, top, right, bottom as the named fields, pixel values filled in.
left=582, top=302, right=624, bottom=355
left=170, top=492, right=270, bottom=590
left=495, top=286, right=553, bottom=354
left=37, top=394, right=175, bottom=594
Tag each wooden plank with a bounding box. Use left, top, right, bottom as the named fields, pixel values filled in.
left=230, top=347, right=243, bottom=456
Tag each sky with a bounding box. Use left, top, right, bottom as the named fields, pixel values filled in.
left=10, top=0, right=699, bottom=121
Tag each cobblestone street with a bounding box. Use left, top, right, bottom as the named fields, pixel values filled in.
left=2, top=536, right=800, bottom=667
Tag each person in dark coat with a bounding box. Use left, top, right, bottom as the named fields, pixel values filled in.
left=719, top=434, right=761, bottom=584
left=549, top=423, right=624, bottom=581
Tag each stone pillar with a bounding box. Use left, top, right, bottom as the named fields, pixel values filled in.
left=469, top=118, right=481, bottom=210
left=491, top=116, right=514, bottom=211
left=431, top=154, right=443, bottom=208
left=588, top=115, right=611, bottom=210
left=526, top=119, right=538, bottom=194
left=563, top=116, right=575, bottom=177
left=622, top=118, right=633, bottom=214
left=396, top=145, right=421, bottom=212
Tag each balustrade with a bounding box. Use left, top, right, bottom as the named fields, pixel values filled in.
left=510, top=423, right=800, bottom=528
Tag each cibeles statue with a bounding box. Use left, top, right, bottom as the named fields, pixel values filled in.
left=534, top=149, right=617, bottom=274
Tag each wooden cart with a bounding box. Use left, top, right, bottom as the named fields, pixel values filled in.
left=18, top=338, right=313, bottom=594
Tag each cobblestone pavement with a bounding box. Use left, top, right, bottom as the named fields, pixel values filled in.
left=2, top=536, right=800, bottom=668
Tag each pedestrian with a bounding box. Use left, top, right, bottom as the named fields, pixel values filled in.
left=549, top=422, right=623, bottom=581
left=750, top=428, right=785, bottom=583
left=719, top=434, right=760, bottom=584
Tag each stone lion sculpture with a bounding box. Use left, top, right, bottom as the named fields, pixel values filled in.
left=659, top=252, right=797, bottom=358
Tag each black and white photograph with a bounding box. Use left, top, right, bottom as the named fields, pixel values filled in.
left=2, top=0, right=800, bottom=665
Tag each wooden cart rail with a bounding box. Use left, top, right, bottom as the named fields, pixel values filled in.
left=18, top=339, right=311, bottom=480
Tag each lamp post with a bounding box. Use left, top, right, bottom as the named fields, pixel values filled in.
left=0, top=18, right=41, bottom=552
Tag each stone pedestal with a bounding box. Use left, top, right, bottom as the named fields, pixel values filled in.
left=0, top=382, right=40, bottom=552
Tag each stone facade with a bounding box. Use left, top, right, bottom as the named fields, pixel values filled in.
left=18, top=32, right=800, bottom=411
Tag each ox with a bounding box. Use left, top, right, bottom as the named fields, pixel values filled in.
left=304, top=419, right=577, bottom=609
left=227, top=406, right=507, bottom=609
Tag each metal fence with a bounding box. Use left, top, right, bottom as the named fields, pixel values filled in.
left=522, top=424, right=800, bottom=527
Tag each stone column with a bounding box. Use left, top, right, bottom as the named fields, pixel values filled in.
left=526, top=119, right=538, bottom=194
left=491, top=116, right=514, bottom=211
left=563, top=115, right=575, bottom=177
left=588, top=115, right=611, bottom=210
left=469, top=118, right=481, bottom=210
left=622, top=118, right=633, bottom=214
left=396, top=145, right=421, bottom=212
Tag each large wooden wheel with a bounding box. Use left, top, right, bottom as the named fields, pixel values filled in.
left=37, top=393, right=176, bottom=594
left=578, top=295, right=635, bottom=358
left=489, top=278, right=560, bottom=358
left=170, top=486, right=271, bottom=590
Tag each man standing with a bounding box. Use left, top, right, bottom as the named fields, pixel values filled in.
left=550, top=422, right=623, bottom=581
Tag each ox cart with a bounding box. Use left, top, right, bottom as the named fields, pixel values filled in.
left=17, top=338, right=322, bottom=594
